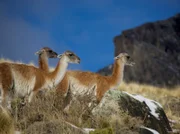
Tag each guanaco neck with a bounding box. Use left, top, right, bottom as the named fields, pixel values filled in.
left=109, top=60, right=125, bottom=88
left=48, top=56, right=68, bottom=86
left=38, top=53, right=49, bottom=72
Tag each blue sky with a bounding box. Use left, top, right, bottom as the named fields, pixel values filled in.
left=0, top=0, right=180, bottom=72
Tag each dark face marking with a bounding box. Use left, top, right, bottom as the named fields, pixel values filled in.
left=127, top=56, right=130, bottom=59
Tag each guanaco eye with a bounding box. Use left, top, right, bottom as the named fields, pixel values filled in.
left=49, top=50, right=53, bottom=53
left=69, top=53, right=73, bottom=56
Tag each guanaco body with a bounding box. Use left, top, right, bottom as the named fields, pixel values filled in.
left=0, top=51, right=80, bottom=107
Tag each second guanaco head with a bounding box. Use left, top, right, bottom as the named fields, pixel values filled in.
left=114, top=53, right=135, bottom=66
left=58, top=51, right=80, bottom=64
left=35, top=47, right=58, bottom=58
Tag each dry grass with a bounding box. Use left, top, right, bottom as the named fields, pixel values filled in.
left=9, top=90, right=144, bottom=134
left=0, top=106, right=14, bottom=134
left=118, top=82, right=180, bottom=98
left=12, top=91, right=65, bottom=130
left=11, top=91, right=92, bottom=133
left=90, top=111, right=142, bottom=134
left=1, top=82, right=179, bottom=133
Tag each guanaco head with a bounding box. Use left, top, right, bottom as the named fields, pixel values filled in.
left=57, top=51, right=80, bottom=64
left=114, top=53, right=135, bottom=66
left=35, top=47, right=58, bottom=58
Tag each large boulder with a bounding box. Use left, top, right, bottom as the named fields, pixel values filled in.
left=92, top=89, right=172, bottom=134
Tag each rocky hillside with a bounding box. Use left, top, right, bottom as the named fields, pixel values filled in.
left=98, top=13, right=180, bottom=87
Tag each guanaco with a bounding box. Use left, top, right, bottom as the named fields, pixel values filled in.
left=0, top=51, right=80, bottom=107
left=56, top=53, right=134, bottom=103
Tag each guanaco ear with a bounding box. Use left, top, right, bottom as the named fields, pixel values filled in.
left=57, top=54, right=63, bottom=58
left=114, top=56, right=120, bottom=60
left=35, top=50, right=43, bottom=55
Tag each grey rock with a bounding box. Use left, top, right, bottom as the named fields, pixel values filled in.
left=92, top=89, right=172, bottom=134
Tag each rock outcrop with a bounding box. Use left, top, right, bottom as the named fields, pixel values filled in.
left=98, top=13, right=180, bottom=87
left=92, top=90, right=172, bottom=134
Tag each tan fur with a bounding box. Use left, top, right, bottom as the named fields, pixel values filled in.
left=39, top=54, right=48, bottom=72
left=0, top=51, right=80, bottom=107
left=56, top=53, right=133, bottom=102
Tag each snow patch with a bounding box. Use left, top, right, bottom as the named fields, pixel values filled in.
left=83, top=128, right=95, bottom=133
left=123, top=92, right=162, bottom=119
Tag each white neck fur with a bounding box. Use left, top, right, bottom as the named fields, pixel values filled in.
left=53, top=56, right=68, bottom=86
